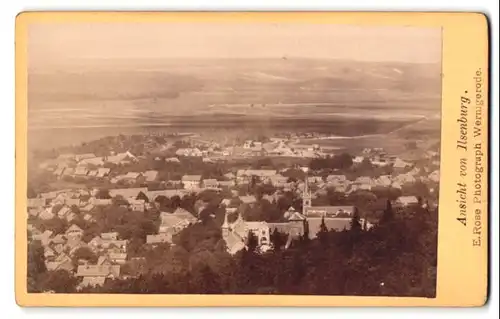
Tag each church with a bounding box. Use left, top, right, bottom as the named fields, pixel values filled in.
left=221, top=174, right=370, bottom=254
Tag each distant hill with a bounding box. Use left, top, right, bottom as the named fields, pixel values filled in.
left=28, top=58, right=441, bottom=125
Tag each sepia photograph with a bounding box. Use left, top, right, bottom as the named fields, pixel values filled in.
left=24, top=20, right=442, bottom=297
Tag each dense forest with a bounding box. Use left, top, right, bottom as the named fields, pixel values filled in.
left=28, top=201, right=437, bottom=297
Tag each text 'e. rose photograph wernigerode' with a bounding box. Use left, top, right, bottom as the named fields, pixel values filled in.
left=26, top=22, right=441, bottom=296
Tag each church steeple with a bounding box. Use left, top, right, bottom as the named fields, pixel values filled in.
left=302, top=173, right=312, bottom=215
left=222, top=208, right=230, bottom=237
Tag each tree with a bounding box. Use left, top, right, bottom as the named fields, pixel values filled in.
left=96, top=189, right=112, bottom=199
left=246, top=231, right=259, bottom=253
left=333, top=153, right=354, bottom=169
left=190, top=265, right=222, bottom=294
left=70, top=204, right=80, bottom=215
left=381, top=199, right=394, bottom=224
left=27, top=240, right=46, bottom=292
left=136, top=191, right=149, bottom=203
left=302, top=220, right=310, bottom=243
left=112, top=195, right=129, bottom=207
left=71, top=246, right=98, bottom=266
left=350, top=207, right=362, bottom=233
left=317, top=217, right=329, bottom=245
left=270, top=229, right=287, bottom=251
left=36, top=217, right=68, bottom=235
left=155, top=195, right=171, bottom=210
left=282, top=168, right=306, bottom=181
left=37, top=270, right=79, bottom=293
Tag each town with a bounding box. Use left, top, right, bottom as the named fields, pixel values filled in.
left=27, top=132, right=440, bottom=295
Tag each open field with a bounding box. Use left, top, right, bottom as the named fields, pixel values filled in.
left=28, top=58, right=441, bottom=151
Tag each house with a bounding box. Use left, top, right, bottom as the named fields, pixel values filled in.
left=129, top=199, right=146, bottom=212
left=79, top=156, right=105, bottom=166
left=375, top=175, right=392, bottom=187
left=353, top=156, right=365, bottom=164
left=262, top=192, right=280, bottom=204
left=65, top=197, right=81, bottom=207
left=106, top=240, right=127, bottom=252
left=395, top=173, right=416, bottom=184
left=158, top=217, right=190, bottom=235
left=428, top=170, right=440, bottom=183
left=238, top=195, right=257, bottom=205
left=391, top=182, right=402, bottom=189
left=45, top=254, right=73, bottom=272
left=87, top=170, right=98, bottom=178
left=221, top=212, right=271, bottom=254
left=74, top=166, right=89, bottom=177
left=91, top=198, right=113, bottom=206
left=109, top=188, right=148, bottom=200
left=44, top=247, right=56, bottom=260
left=80, top=203, right=95, bottom=212
left=181, top=175, right=202, bottom=190
left=76, top=263, right=120, bottom=279
left=101, top=232, right=119, bottom=241
left=202, top=179, right=218, bottom=188
left=65, top=212, right=77, bottom=222
left=304, top=206, right=355, bottom=218
left=88, top=236, right=127, bottom=252
left=165, top=157, right=181, bottom=163
left=267, top=175, right=288, bottom=187
left=96, top=168, right=111, bottom=178
left=158, top=208, right=197, bottom=234
left=355, top=176, right=373, bottom=185
left=108, top=252, right=127, bottom=264
left=237, top=169, right=277, bottom=182
left=27, top=198, right=46, bottom=208
left=122, top=172, right=143, bottom=183
left=28, top=207, right=43, bottom=217
left=52, top=243, right=65, bottom=255
left=243, top=140, right=254, bottom=149
left=326, top=175, right=347, bottom=185
left=224, top=172, right=236, bottom=180
left=76, top=264, right=121, bottom=289
left=105, top=151, right=137, bottom=165
left=87, top=236, right=103, bottom=251
left=244, top=221, right=271, bottom=248
left=143, top=170, right=159, bottom=182
left=307, top=176, right=323, bottom=184
left=396, top=196, right=420, bottom=207
left=38, top=208, right=55, bottom=220
left=218, top=180, right=235, bottom=188
left=65, top=224, right=84, bottom=239
left=32, top=230, right=53, bottom=246
left=146, top=233, right=172, bottom=246
left=51, top=234, right=66, bottom=245
left=79, top=277, right=106, bottom=288
left=56, top=206, right=72, bottom=219
left=393, top=158, right=412, bottom=170
left=175, top=148, right=202, bottom=157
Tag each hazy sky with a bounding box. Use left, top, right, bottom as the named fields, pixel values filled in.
left=28, top=23, right=441, bottom=67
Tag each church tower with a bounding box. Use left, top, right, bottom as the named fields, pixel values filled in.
left=302, top=175, right=312, bottom=215
left=222, top=208, right=230, bottom=238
